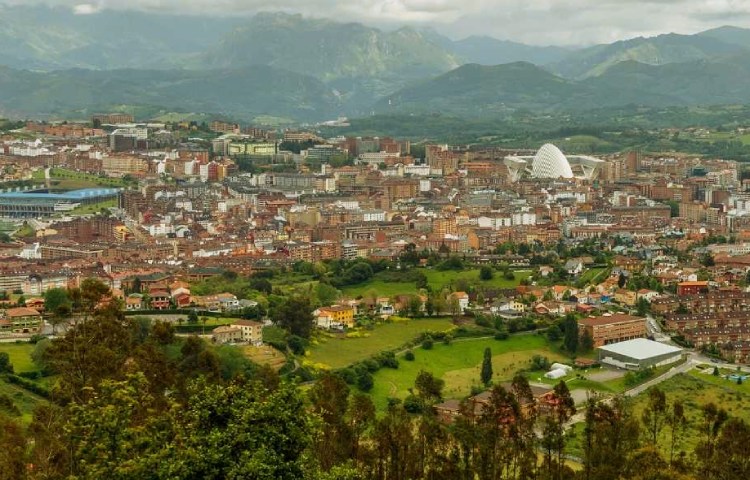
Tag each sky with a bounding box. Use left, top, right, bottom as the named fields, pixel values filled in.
left=4, top=0, right=750, bottom=46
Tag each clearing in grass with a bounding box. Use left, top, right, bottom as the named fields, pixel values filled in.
left=306, top=317, right=454, bottom=369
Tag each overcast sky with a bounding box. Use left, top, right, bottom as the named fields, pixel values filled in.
left=5, top=0, right=750, bottom=46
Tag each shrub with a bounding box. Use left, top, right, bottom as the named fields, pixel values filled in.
left=386, top=397, right=402, bottom=408
left=357, top=372, right=374, bottom=392
left=339, top=368, right=357, bottom=385
left=403, top=395, right=423, bottom=414
left=404, top=350, right=415, bottom=361
left=287, top=335, right=306, bottom=356
left=494, top=330, right=509, bottom=340
left=377, top=352, right=399, bottom=369
left=363, top=359, right=380, bottom=373
left=422, top=336, right=434, bottom=350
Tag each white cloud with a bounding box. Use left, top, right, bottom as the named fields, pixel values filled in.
left=6, top=0, right=750, bottom=45
left=72, top=3, right=100, bottom=15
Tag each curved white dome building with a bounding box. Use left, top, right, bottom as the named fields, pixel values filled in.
left=531, top=144, right=574, bottom=179
left=504, top=144, right=605, bottom=182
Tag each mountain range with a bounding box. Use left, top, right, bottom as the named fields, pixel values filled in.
left=3, top=6, right=750, bottom=122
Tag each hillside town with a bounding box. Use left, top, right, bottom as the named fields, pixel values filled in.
left=0, top=117, right=749, bottom=365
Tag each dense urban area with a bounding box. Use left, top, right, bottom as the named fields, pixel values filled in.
left=1, top=110, right=750, bottom=479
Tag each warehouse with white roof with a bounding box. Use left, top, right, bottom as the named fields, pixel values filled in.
left=597, top=338, right=683, bottom=370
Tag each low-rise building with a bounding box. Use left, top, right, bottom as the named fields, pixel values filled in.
left=598, top=338, right=683, bottom=370
left=315, top=305, right=355, bottom=329
left=0, top=307, right=42, bottom=334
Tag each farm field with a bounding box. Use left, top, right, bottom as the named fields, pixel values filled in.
left=368, top=334, right=561, bottom=411
left=306, top=317, right=455, bottom=369
left=242, top=344, right=286, bottom=371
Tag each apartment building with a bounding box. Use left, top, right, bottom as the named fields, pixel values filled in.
left=578, top=314, right=647, bottom=347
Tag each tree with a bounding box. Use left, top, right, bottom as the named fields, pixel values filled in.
left=425, top=297, right=434, bottom=316
left=479, top=266, right=494, bottom=281
left=667, top=399, right=688, bottom=466
left=188, top=310, right=199, bottom=324
left=309, top=373, right=353, bottom=471
left=580, top=329, right=594, bottom=352
left=563, top=314, right=579, bottom=353
left=272, top=296, right=314, bottom=339
left=414, top=370, right=444, bottom=406
left=641, top=387, right=668, bottom=446
left=408, top=296, right=422, bottom=317
left=316, top=282, right=340, bottom=306
left=480, top=347, right=493, bottom=386
left=0, top=414, right=27, bottom=478
left=618, top=272, right=627, bottom=288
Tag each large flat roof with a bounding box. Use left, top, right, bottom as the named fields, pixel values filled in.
left=598, top=338, right=682, bottom=360
left=0, top=188, right=119, bottom=201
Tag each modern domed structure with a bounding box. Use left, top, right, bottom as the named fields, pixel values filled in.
left=504, top=144, right=605, bottom=182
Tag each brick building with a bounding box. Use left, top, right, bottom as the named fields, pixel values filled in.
left=578, top=314, right=647, bottom=347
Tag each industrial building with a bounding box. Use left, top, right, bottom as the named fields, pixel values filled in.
left=597, top=338, right=683, bottom=370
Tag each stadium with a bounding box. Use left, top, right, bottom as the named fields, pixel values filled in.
left=0, top=188, right=120, bottom=218
left=504, top=143, right=605, bottom=182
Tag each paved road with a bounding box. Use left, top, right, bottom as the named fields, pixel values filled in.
left=564, top=353, right=699, bottom=427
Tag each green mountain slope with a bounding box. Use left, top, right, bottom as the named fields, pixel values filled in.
left=448, top=36, right=571, bottom=66
left=697, top=26, right=750, bottom=48
left=376, top=62, right=586, bottom=116
left=0, top=66, right=341, bottom=122
left=551, top=32, right=747, bottom=79
left=0, top=5, right=238, bottom=70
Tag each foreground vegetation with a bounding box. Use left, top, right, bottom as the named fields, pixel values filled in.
left=0, top=280, right=749, bottom=479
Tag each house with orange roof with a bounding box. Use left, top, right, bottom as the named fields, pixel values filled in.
left=1, top=307, right=42, bottom=334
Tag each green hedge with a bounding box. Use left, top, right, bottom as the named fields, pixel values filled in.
left=3, top=373, right=50, bottom=398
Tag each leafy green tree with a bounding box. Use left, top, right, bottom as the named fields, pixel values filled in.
left=480, top=347, right=493, bottom=386
left=414, top=370, right=444, bottom=406
left=479, top=266, right=494, bottom=281
left=272, top=296, right=314, bottom=339
left=167, top=379, right=314, bottom=480
left=316, top=282, right=340, bottom=306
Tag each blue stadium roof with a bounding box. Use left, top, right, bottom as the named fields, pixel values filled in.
left=0, top=188, right=120, bottom=201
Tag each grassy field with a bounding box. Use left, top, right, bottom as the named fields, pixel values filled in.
left=306, top=317, right=455, bottom=369
left=0, top=343, right=36, bottom=373
left=48, top=168, right=128, bottom=188
left=67, top=198, right=117, bottom=216
left=0, top=379, right=46, bottom=423
left=341, top=268, right=530, bottom=298
left=368, top=334, right=560, bottom=411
